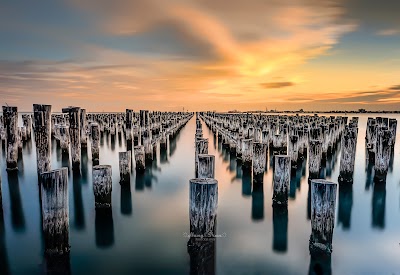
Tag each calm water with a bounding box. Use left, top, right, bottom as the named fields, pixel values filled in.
left=1, top=114, right=400, bottom=274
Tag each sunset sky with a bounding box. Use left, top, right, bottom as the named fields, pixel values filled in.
left=1, top=0, right=400, bottom=111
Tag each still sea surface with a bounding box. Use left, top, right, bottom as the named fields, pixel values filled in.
left=1, top=114, right=400, bottom=274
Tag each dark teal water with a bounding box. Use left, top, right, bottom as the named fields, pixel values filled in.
left=1, top=114, right=400, bottom=274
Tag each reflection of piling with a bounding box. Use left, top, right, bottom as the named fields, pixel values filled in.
left=90, top=123, right=100, bottom=162
left=92, top=165, right=112, bottom=209
left=272, top=205, right=288, bottom=253
left=273, top=155, right=290, bottom=206
left=338, top=184, right=353, bottom=230
left=308, top=139, right=322, bottom=179
left=134, top=145, right=145, bottom=172
left=197, top=154, right=215, bottom=179
left=40, top=168, right=70, bottom=256
left=372, top=183, right=386, bottom=229
left=309, top=179, right=337, bottom=254
left=308, top=251, right=332, bottom=275
left=119, top=151, right=131, bottom=184
left=2, top=106, right=19, bottom=170
left=252, top=180, right=264, bottom=221
left=338, top=126, right=357, bottom=183
left=189, top=178, right=218, bottom=237
left=95, top=208, right=114, bottom=248
left=252, top=142, right=266, bottom=182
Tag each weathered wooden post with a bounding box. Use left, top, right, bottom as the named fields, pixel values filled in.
left=195, top=138, right=208, bottom=175
left=308, top=139, right=322, bottom=178
left=126, top=109, right=134, bottom=151
left=62, top=107, right=81, bottom=170
left=289, top=135, right=299, bottom=169
left=272, top=155, right=290, bottom=206
left=241, top=138, right=253, bottom=170
left=2, top=106, right=18, bottom=170
left=197, top=154, right=215, bottom=179
left=40, top=168, right=70, bottom=255
left=309, top=179, right=337, bottom=254
left=119, top=151, right=131, bottom=184
left=90, top=123, right=100, bottom=163
left=93, top=165, right=112, bottom=208
left=189, top=178, right=218, bottom=237
left=22, top=114, right=32, bottom=139
left=252, top=142, right=266, bottom=183
left=134, top=145, right=145, bottom=172
left=80, top=108, right=88, bottom=148
left=33, top=104, right=52, bottom=176
left=59, top=125, right=70, bottom=154
left=374, top=128, right=391, bottom=182
left=338, top=126, right=357, bottom=183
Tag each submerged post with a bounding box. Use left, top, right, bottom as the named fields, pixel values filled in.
left=40, top=168, right=70, bottom=255
left=197, top=154, right=215, bottom=179
left=309, top=179, right=337, bottom=254
left=2, top=106, right=18, bottom=170
left=272, top=155, right=290, bottom=206
left=374, top=128, right=391, bottom=182
left=119, top=151, right=131, bottom=184
left=93, top=165, right=112, bottom=208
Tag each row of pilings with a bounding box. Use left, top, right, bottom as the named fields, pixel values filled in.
left=188, top=113, right=218, bottom=275
left=198, top=111, right=397, bottom=274
left=0, top=105, right=193, bottom=274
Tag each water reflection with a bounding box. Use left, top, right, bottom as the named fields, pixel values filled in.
left=338, top=184, right=353, bottom=230
left=43, top=253, right=71, bottom=275
left=272, top=205, right=288, bottom=253
left=251, top=180, right=264, bottom=221
left=242, top=168, right=252, bottom=197
left=95, top=208, right=114, bottom=248
left=7, top=171, right=25, bottom=232
left=308, top=251, right=332, bottom=275
left=372, top=183, right=386, bottom=229
left=187, top=237, right=216, bottom=275
left=120, top=182, right=132, bottom=216
left=0, top=208, right=10, bottom=275
left=72, top=172, right=85, bottom=230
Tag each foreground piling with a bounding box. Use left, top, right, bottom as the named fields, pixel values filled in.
left=93, top=165, right=112, bottom=208
left=272, top=155, right=290, bottom=206
left=40, top=168, right=70, bottom=255
left=309, top=179, right=337, bottom=254
left=119, top=151, right=131, bottom=184
left=189, top=178, right=218, bottom=237
left=2, top=106, right=18, bottom=170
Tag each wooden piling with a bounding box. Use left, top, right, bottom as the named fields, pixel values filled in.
left=197, top=154, right=215, bottom=179
left=272, top=155, right=290, bottom=206
left=119, top=151, right=131, bottom=184
left=2, top=106, right=18, bottom=170
left=92, top=165, right=112, bottom=208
